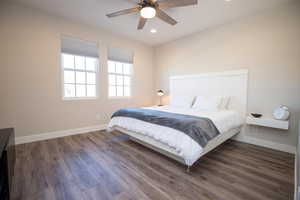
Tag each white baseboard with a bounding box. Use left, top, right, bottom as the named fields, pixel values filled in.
left=233, top=135, right=296, bottom=154
left=15, top=124, right=107, bottom=145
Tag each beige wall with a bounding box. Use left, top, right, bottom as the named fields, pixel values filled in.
left=0, top=2, right=155, bottom=137
left=154, top=2, right=300, bottom=147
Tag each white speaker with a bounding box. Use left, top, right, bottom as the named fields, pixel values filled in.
left=273, top=105, right=290, bottom=120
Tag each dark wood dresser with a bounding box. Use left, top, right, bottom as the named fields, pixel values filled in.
left=0, top=128, right=15, bottom=200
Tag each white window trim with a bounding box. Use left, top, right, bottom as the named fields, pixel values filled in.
left=61, top=53, right=99, bottom=101
left=107, top=60, right=133, bottom=99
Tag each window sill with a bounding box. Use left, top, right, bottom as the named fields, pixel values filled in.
left=63, top=97, right=98, bottom=101
left=108, top=96, right=131, bottom=100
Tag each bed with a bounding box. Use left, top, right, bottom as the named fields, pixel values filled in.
left=108, top=70, right=248, bottom=171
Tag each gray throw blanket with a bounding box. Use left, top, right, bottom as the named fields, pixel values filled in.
left=111, top=108, right=220, bottom=148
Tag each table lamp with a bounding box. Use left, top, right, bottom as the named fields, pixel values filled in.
left=157, top=90, right=164, bottom=106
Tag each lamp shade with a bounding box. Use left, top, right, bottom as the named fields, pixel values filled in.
left=157, top=90, right=164, bottom=96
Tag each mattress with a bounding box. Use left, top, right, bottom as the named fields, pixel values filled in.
left=108, top=105, right=243, bottom=166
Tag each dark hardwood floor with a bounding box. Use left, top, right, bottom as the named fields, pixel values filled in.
left=12, top=131, right=294, bottom=200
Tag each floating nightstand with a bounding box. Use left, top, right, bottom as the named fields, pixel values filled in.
left=246, top=116, right=289, bottom=130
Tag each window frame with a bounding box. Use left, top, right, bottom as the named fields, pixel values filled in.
left=61, top=53, right=99, bottom=101
left=107, top=60, right=133, bottom=99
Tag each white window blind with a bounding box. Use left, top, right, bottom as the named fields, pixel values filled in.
left=61, top=36, right=98, bottom=57
left=108, top=47, right=134, bottom=63
left=107, top=47, right=133, bottom=98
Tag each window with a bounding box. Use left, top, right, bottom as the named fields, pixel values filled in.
left=108, top=60, right=132, bottom=97
left=61, top=35, right=99, bottom=100
left=62, top=53, right=98, bottom=99
left=107, top=47, right=133, bottom=98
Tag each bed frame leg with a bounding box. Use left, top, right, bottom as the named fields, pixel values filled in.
left=186, top=166, right=191, bottom=173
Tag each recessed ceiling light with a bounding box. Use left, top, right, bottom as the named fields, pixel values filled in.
left=150, top=29, right=157, bottom=33
left=225, top=0, right=232, bottom=2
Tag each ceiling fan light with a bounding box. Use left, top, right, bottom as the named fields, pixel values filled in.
left=140, top=7, right=156, bottom=19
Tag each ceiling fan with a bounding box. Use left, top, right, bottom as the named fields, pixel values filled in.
left=106, top=0, right=198, bottom=30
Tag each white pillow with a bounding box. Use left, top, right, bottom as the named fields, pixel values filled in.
left=170, top=96, right=194, bottom=108
left=219, top=96, right=231, bottom=110
left=192, top=96, right=223, bottom=111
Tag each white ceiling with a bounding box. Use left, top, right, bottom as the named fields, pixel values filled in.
left=11, top=0, right=294, bottom=46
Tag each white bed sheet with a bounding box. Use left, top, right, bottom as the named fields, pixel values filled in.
left=108, top=105, right=243, bottom=165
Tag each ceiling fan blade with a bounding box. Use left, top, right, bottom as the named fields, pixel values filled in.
left=137, top=17, right=147, bottom=30
left=156, top=9, right=177, bottom=25
left=158, top=0, right=197, bottom=9
left=106, top=7, right=140, bottom=18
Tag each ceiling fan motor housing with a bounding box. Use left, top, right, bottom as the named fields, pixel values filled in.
left=138, top=0, right=158, bottom=9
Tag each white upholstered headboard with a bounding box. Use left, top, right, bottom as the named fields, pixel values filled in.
left=170, top=70, right=248, bottom=118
